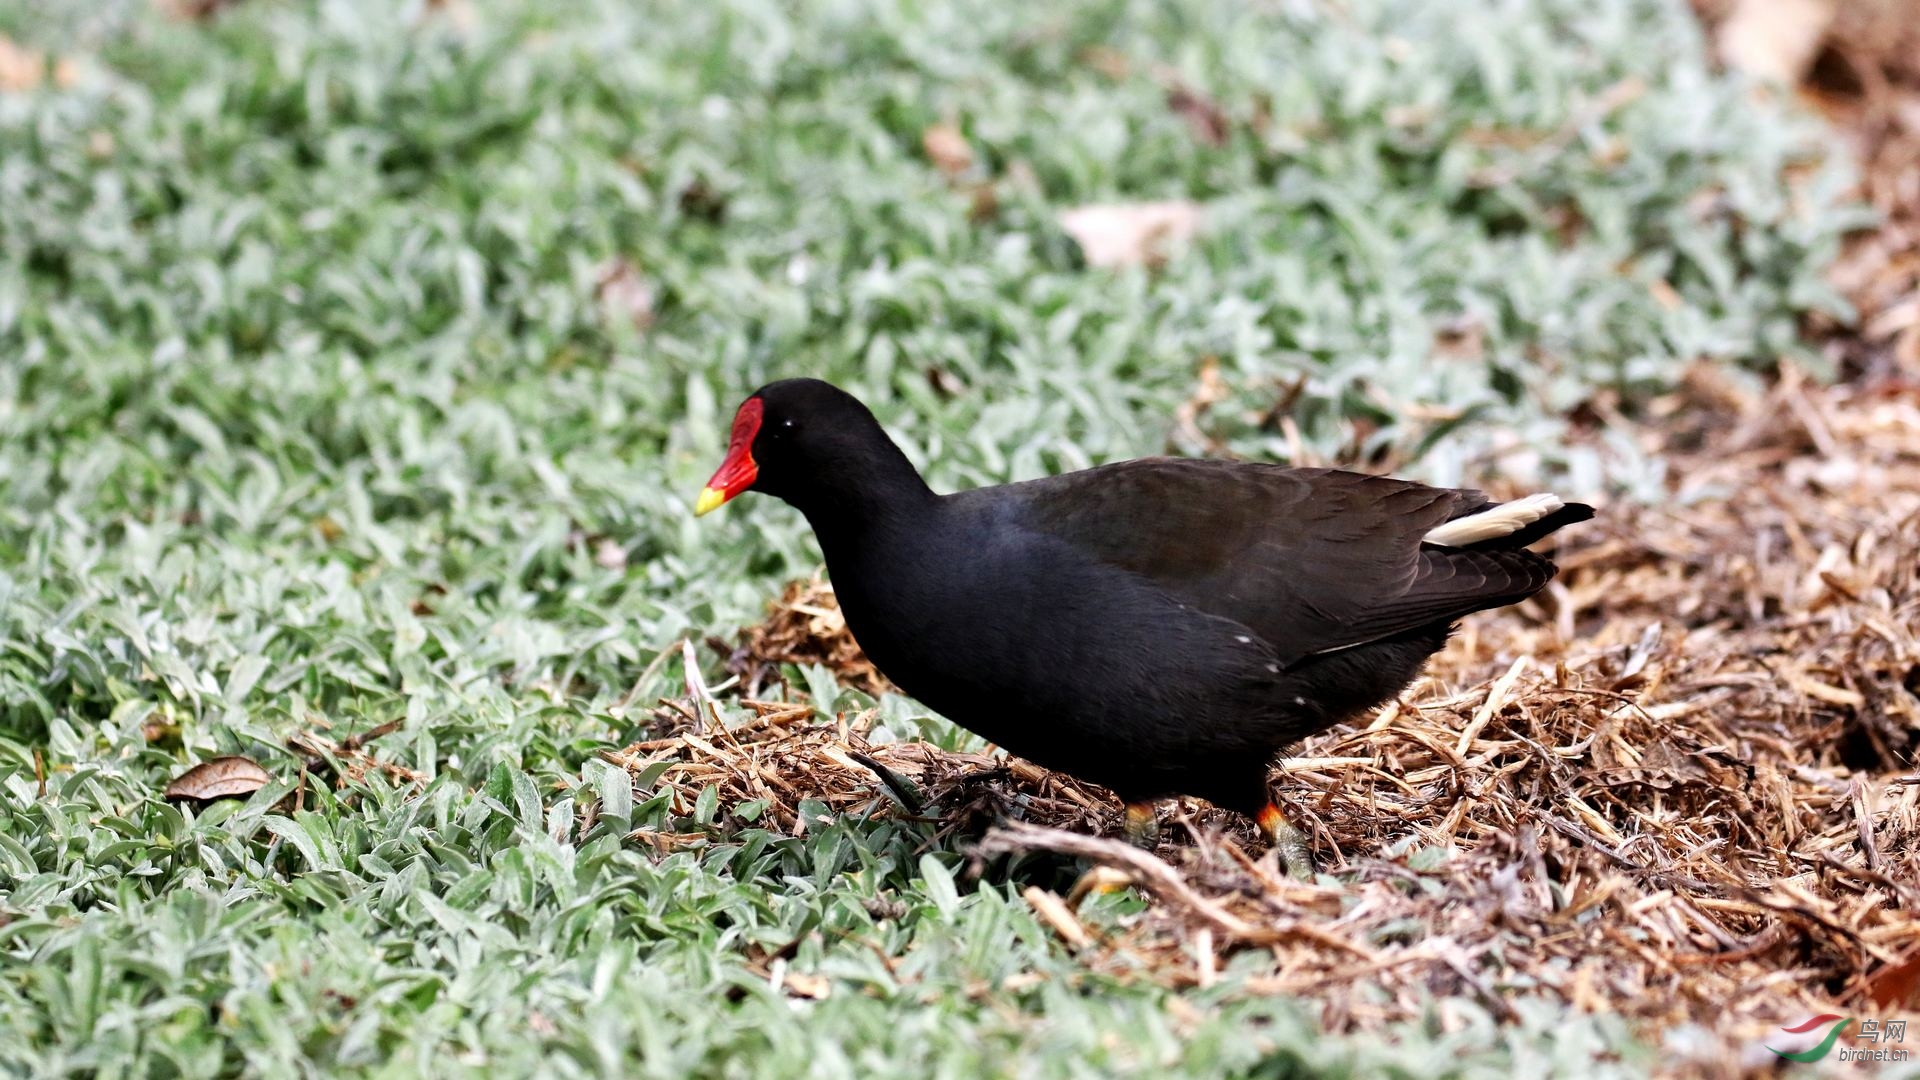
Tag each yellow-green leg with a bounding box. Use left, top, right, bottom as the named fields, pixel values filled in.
left=1258, top=802, right=1315, bottom=881
left=1122, top=801, right=1160, bottom=849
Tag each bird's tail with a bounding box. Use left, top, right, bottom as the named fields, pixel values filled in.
left=1423, top=494, right=1595, bottom=550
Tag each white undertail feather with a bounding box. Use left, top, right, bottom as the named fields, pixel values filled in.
left=1422, top=493, right=1565, bottom=548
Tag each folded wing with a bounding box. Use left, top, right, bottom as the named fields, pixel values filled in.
left=992, top=459, right=1581, bottom=668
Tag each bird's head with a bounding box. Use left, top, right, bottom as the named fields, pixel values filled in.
left=694, top=378, right=920, bottom=518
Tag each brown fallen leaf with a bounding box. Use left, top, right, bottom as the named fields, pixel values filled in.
left=153, top=0, right=244, bottom=20
left=1649, top=278, right=1684, bottom=312
left=163, top=756, right=272, bottom=801
left=593, top=537, right=627, bottom=570
left=1717, top=0, right=1835, bottom=84
left=1059, top=201, right=1204, bottom=269
left=925, top=366, right=965, bottom=399
left=0, top=35, right=89, bottom=94
left=1164, top=83, right=1228, bottom=147
left=921, top=124, right=973, bottom=179
left=1867, top=946, right=1920, bottom=1010
left=50, top=57, right=83, bottom=89
left=778, top=970, right=831, bottom=1000
left=0, top=37, right=46, bottom=93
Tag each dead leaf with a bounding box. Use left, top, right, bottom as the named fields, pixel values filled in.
left=779, top=970, right=831, bottom=999
left=594, top=537, right=627, bottom=570
left=1867, top=947, right=1920, bottom=1009
left=925, top=366, right=964, bottom=399
left=50, top=57, right=83, bottom=89
left=921, top=124, right=973, bottom=178
left=163, top=756, right=272, bottom=801
left=1433, top=315, right=1487, bottom=361
left=153, top=0, right=244, bottom=20
left=1059, top=201, right=1204, bottom=269
left=1166, top=85, right=1228, bottom=147
left=1649, top=275, right=1683, bottom=312
left=0, top=35, right=92, bottom=93
left=0, top=37, right=46, bottom=93
left=1717, top=0, right=1836, bottom=84
left=594, top=258, right=655, bottom=332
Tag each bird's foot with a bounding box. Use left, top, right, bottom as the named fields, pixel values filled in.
left=1257, top=802, right=1315, bottom=881
left=1122, top=801, right=1160, bottom=849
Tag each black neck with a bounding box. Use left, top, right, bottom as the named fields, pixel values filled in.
left=785, top=436, right=938, bottom=548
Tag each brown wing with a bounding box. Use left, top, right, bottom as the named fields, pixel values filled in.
left=989, top=458, right=1555, bottom=668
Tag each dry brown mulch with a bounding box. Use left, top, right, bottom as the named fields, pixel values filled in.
left=724, top=574, right=895, bottom=699
left=607, top=368, right=1918, bottom=1070
left=981, top=369, right=1919, bottom=1067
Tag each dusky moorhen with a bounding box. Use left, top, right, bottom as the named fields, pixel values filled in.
left=695, top=378, right=1592, bottom=876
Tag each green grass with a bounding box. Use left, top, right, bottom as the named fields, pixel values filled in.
left=0, top=0, right=1855, bottom=1074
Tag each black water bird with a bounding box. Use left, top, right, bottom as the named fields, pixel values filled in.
left=695, top=378, right=1592, bottom=875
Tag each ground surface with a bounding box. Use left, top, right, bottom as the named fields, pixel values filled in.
left=0, top=0, right=1909, bottom=1077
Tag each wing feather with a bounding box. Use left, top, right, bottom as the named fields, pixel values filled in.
left=978, top=458, right=1561, bottom=667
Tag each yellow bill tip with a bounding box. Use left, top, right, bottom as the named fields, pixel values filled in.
left=693, top=486, right=728, bottom=517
